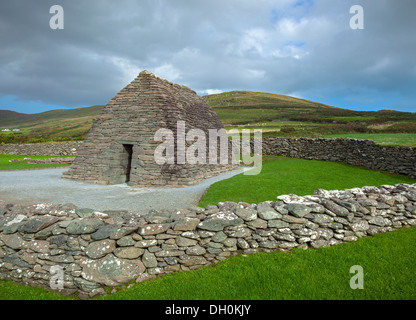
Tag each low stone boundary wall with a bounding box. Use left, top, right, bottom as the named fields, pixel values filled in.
left=0, top=141, right=83, bottom=156
left=1, top=138, right=415, bottom=178
left=27, top=158, right=75, bottom=164
left=260, top=137, right=416, bottom=178
left=1, top=183, right=415, bottom=298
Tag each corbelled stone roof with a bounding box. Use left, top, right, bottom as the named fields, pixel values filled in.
left=62, top=70, right=235, bottom=187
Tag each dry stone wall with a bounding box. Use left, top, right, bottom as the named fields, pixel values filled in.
left=260, top=137, right=416, bottom=178
left=1, top=183, right=416, bottom=298
left=0, top=141, right=82, bottom=156
left=1, top=137, right=414, bottom=179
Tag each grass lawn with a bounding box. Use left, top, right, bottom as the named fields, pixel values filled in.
left=1, top=226, right=415, bottom=300
left=323, top=133, right=416, bottom=147
left=0, top=154, right=74, bottom=170
left=199, top=156, right=416, bottom=207
left=0, top=281, right=74, bottom=300
left=96, top=226, right=416, bottom=300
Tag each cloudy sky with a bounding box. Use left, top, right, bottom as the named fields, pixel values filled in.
left=0, top=0, right=415, bottom=114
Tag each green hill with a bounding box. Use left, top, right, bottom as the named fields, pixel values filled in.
left=0, top=105, right=105, bottom=142
left=0, top=105, right=105, bottom=127
left=204, top=90, right=334, bottom=109
left=0, top=91, right=415, bottom=144
left=203, top=90, right=346, bottom=125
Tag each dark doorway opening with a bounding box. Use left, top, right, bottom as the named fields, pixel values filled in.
left=123, top=144, right=133, bottom=183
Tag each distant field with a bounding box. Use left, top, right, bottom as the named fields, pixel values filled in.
left=326, top=115, right=377, bottom=122
left=0, top=154, right=74, bottom=170
left=0, top=129, right=31, bottom=135
left=1, top=90, right=415, bottom=145
left=0, top=105, right=104, bottom=143
left=323, top=133, right=416, bottom=147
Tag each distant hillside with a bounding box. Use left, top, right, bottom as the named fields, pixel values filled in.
left=0, top=91, right=415, bottom=143
left=203, top=91, right=415, bottom=125
left=0, top=110, right=31, bottom=125
left=0, top=105, right=105, bottom=142
left=203, top=90, right=335, bottom=109
left=0, top=105, right=105, bottom=127
left=203, top=90, right=359, bottom=125
left=1, top=91, right=338, bottom=130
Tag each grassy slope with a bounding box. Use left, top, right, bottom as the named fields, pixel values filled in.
left=0, top=105, right=104, bottom=141
left=323, top=133, right=416, bottom=147
left=199, top=156, right=416, bottom=207
left=205, top=90, right=343, bottom=125
left=1, top=91, right=415, bottom=144
left=204, top=91, right=416, bottom=144
left=1, top=226, right=415, bottom=300
left=204, top=90, right=336, bottom=111
left=0, top=105, right=104, bottom=127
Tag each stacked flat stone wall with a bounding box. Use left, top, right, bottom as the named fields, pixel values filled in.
left=258, top=137, right=416, bottom=178
left=1, top=138, right=414, bottom=179
left=27, top=158, right=75, bottom=165
left=0, top=141, right=82, bottom=156
left=1, top=183, right=415, bottom=298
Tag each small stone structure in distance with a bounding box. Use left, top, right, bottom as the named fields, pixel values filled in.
left=62, top=70, right=235, bottom=187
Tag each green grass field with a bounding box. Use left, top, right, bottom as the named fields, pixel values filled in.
left=1, top=226, right=415, bottom=300
left=0, top=154, right=74, bottom=170
left=323, top=133, right=416, bottom=147
left=326, top=115, right=377, bottom=122
left=199, top=156, right=416, bottom=207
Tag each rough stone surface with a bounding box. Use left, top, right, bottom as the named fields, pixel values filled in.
left=235, top=207, right=257, bottom=221
left=286, top=203, right=312, bottom=218
left=257, top=202, right=281, bottom=220
left=86, top=240, right=116, bottom=259
left=61, top=70, right=236, bottom=187
left=0, top=141, right=82, bottom=156
left=197, top=212, right=243, bottom=231
left=66, top=218, right=104, bottom=235
left=80, top=254, right=145, bottom=286
left=18, top=216, right=59, bottom=233
left=114, top=247, right=144, bottom=259
left=173, top=218, right=200, bottom=231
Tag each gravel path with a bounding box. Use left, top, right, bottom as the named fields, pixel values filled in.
left=0, top=167, right=248, bottom=214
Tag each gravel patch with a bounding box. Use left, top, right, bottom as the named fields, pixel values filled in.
left=0, top=167, right=249, bottom=214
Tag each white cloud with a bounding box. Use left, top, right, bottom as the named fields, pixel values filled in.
left=0, top=0, right=415, bottom=112
left=110, top=56, right=142, bottom=85
left=153, top=64, right=182, bottom=82
left=200, top=89, right=223, bottom=95
left=238, top=28, right=268, bottom=56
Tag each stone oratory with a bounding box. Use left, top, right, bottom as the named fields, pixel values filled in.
left=62, top=70, right=235, bottom=187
